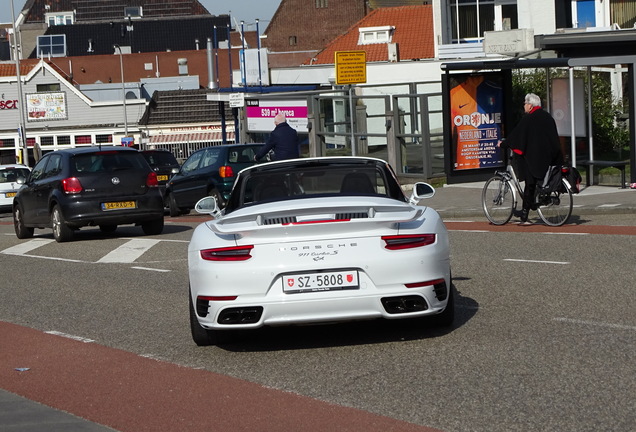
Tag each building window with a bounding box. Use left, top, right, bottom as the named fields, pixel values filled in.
left=316, top=0, right=328, bottom=8
left=611, top=0, right=636, bottom=28
left=36, top=35, right=67, bottom=57
left=358, top=26, right=394, bottom=45
left=57, top=136, right=71, bottom=146
left=450, top=0, right=515, bottom=42
left=40, top=136, right=54, bottom=146
left=75, top=135, right=92, bottom=145
left=45, top=12, right=74, bottom=26
left=96, top=135, right=113, bottom=144
left=124, top=6, right=143, bottom=18
left=289, top=36, right=297, bottom=46
left=36, top=84, right=61, bottom=92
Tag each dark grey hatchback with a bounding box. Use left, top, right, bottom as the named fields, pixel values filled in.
left=13, top=146, right=165, bottom=242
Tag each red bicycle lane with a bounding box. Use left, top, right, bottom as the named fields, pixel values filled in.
left=0, top=321, right=442, bottom=432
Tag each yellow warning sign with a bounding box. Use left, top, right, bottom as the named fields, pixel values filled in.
left=335, top=51, right=367, bottom=85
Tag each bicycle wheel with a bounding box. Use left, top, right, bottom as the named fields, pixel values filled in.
left=482, top=176, right=515, bottom=225
left=536, top=179, right=573, bottom=226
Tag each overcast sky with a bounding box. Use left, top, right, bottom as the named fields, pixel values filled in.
left=2, top=0, right=281, bottom=31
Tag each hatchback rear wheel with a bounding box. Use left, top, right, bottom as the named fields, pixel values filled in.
left=52, top=204, right=74, bottom=243
left=13, top=205, right=34, bottom=239
left=141, top=217, right=164, bottom=235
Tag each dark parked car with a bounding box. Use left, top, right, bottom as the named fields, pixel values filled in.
left=12, top=146, right=165, bottom=242
left=164, top=144, right=263, bottom=216
left=140, top=149, right=180, bottom=194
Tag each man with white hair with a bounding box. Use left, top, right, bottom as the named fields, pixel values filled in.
left=254, top=113, right=300, bottom=161
left=499, top=93, right=563, bottom=224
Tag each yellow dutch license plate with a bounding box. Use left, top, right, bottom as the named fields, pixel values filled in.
left=5, top=192, right=17, bottom=198
left=157, top=175, right=169, bottom=181
left=102, top=201, right=136, bottom=210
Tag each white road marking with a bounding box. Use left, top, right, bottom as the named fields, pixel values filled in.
left=97, top=239, right=160, bottom=263
left=2, top=238, right=54, bottom=254
left=449, top=229, right=489, bottom=233
left=542, top=232, right=590, bottom=236
left=504, top=258, right=570, bottom=265
left=598, top=204, right=621, bottom=208
left=131, top=266, right=171, bottom=272
left=554, top=317, right=636, bottom=332
left=45, top=331, right=95, bottom=343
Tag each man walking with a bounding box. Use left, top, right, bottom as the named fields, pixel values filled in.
left=254, top=113, right=300, bottom=161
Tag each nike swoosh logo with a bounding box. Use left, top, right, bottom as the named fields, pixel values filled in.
left=459, top=103, right=469, bottom=108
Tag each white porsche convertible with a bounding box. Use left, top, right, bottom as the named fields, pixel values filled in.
left=188, top=157, right=453, bottom=345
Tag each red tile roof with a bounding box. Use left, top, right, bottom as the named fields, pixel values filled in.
left=308, top=5, right=435, bottom=65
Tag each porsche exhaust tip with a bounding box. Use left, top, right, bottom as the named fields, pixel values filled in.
left=381, top=296, right=428, bottom=314
left=217, top=307, right=264, bottom=324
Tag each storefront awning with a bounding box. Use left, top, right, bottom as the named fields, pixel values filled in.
left=149, top=131, right=235, bottom=144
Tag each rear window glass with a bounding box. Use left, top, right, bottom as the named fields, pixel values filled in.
left=72, top=152, right=147, bottom=174
left=142, top=151, right=178, bottom=167
left=0, top=167, right=30, bottom=183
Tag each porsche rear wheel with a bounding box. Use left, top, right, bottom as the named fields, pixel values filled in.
left=189, top=292, right=233, bottom=346
left=429, top=284, right=455, bottom=328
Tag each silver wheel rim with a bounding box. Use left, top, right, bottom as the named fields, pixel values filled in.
left=52, top=209, right=61, bottom=238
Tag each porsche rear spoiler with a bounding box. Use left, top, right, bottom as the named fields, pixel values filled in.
left=206, top=202, right=428, bottom=237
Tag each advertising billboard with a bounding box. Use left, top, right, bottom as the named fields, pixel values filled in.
left=26, top=92, right=68, bottom=121
left=245, top=99, right=308, bottom=133
left=449, top=73, right=505, bottom=172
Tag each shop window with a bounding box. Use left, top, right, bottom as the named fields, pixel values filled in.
left=96, top=135, right=113, bottom=144
left=57, top=136, right=71, bottom=146
left=40, top=136, right=54, bottom=146
left=75, top=135, right=92, bottom=145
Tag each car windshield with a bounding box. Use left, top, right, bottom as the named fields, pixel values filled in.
left=72, top=152, right=147, bottom=174
left=227, top=163, right=393, bottom=213
left=142, top=151, right=178, bottom=167
left=0, top=167, right=30, bottom=183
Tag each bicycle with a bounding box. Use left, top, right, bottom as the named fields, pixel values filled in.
left=481, top=155, right=574, bottom=227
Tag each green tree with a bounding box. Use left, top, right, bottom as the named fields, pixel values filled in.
left=511, top=68, right=628, bottom=159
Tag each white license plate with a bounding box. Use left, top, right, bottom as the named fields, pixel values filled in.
left=283, top=270, right=359, bottom=293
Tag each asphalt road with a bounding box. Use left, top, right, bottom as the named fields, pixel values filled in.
left=1, top=212, right=635, bottom=432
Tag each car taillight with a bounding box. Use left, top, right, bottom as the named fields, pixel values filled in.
left=62, top=177, right=83, bottom=194
left=146, top=172, right=159, bottom=187
left=382, top=234, right=436, bottom=250
left=219, top=166, right=234, bottom=178
left=200, top=245, right=253, bottom=261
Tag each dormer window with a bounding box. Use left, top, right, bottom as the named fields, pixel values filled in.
left=45, top=11, right=74, bottom=26
left=358, top=26, right=394, bottom=45
left=124, top=6, right=143, bottom=18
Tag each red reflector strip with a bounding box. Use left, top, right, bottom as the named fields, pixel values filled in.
left=200, top=245, right=253, bottom=261
left=405, top=278, right=445, bottom=288
left=382, top=234, right=436, bottom=250
left=198, top=295, right=237, bottom=301
left=285, top=219, right=351, bottom=226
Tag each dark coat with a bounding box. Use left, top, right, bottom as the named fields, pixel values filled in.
left=506, top=108, right=563, bottom=180
left=255, top=121, right=299, bottom=161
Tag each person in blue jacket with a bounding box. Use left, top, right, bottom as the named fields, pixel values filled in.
left=254, top=113, right=300, bottom=161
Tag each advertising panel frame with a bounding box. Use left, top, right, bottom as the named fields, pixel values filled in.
left=443, top=70, right=513, bottom=184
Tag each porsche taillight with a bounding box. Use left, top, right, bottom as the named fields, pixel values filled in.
left=146, top=172, right=159, bottom=187
left=62, top=177, right=83, bottom=194
left=200, top=245, right=254, bottom=261
left=382, top=234, right=436, bottom=250
left=219, top=166, right=234, bottom=178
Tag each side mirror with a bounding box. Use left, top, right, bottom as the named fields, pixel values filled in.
left=16, top=177, right=26, bottom=185
left=409, top=182, right=435, bottom=204
left=194, top=196, right=220, bottom=216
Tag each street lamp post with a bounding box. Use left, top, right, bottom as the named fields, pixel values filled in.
left=10, top=0, right=28, bottom=166
left=113, top=45, right=128, bottom=138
